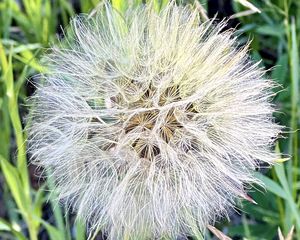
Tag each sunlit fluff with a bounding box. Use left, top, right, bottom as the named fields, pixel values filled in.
left=27, top=2, right=281, bottom=239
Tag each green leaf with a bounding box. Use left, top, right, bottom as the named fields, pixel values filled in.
left=255, top=25, right=285, bottom=37
left=75, top=219, right=86, bottom=240
left=46, top=172, right=68, bottom=239
left=0, top=218, right=27, bottom=240
left=272, top=53, right=288, bottom=85
left=0, top=155, right=26, bottom=212
left=32, top=184, right=46, bottom=230
left=37, top=218, right=65, bottom=240
left=13, top=43, right=42, bottom=54
left=289, top=17, right=299, bottom=195
left=14, top=50, right=45, bottom=73
left=112, top=0, right=127, bottom=14
left=0, top=219, right=11, bottom=231
left=254, top=172, right=287, bottom=199
left=274, top=162, right=300, bottom=232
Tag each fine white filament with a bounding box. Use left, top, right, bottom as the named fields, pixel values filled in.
left=27, top=2, right=281, bottom=239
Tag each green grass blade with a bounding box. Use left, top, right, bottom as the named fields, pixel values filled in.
left=0, top=218, right=27, bottom=240
left=274, top=162, right=300, bottom=238
left=289, top=17, right=299, bottom=196
left=0, top=154, right=26, bottom=213
left=254, top=172, right=287, bottom=199
left=37, top=218, right=65, bottom=240
left=112, top=0, right=127, bottom=14
left=75, top=219, right=86, bottom=240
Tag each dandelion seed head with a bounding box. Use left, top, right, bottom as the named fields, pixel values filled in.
left=27, top=2, right=281, bottom=239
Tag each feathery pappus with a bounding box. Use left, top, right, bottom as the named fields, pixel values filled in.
left=27, top=2, right=281, bottom=239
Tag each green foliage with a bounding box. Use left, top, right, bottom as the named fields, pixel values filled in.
left=0, top=0, right=299, bottom=239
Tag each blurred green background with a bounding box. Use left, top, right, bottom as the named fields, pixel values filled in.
left=0, top=0, right=299, bottom=239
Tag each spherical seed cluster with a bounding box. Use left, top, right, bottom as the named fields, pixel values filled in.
left=27, top=3, right=281, bottom=239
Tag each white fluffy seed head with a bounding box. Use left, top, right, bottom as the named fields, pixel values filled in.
left=27, top=2, right=281, bottom=239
